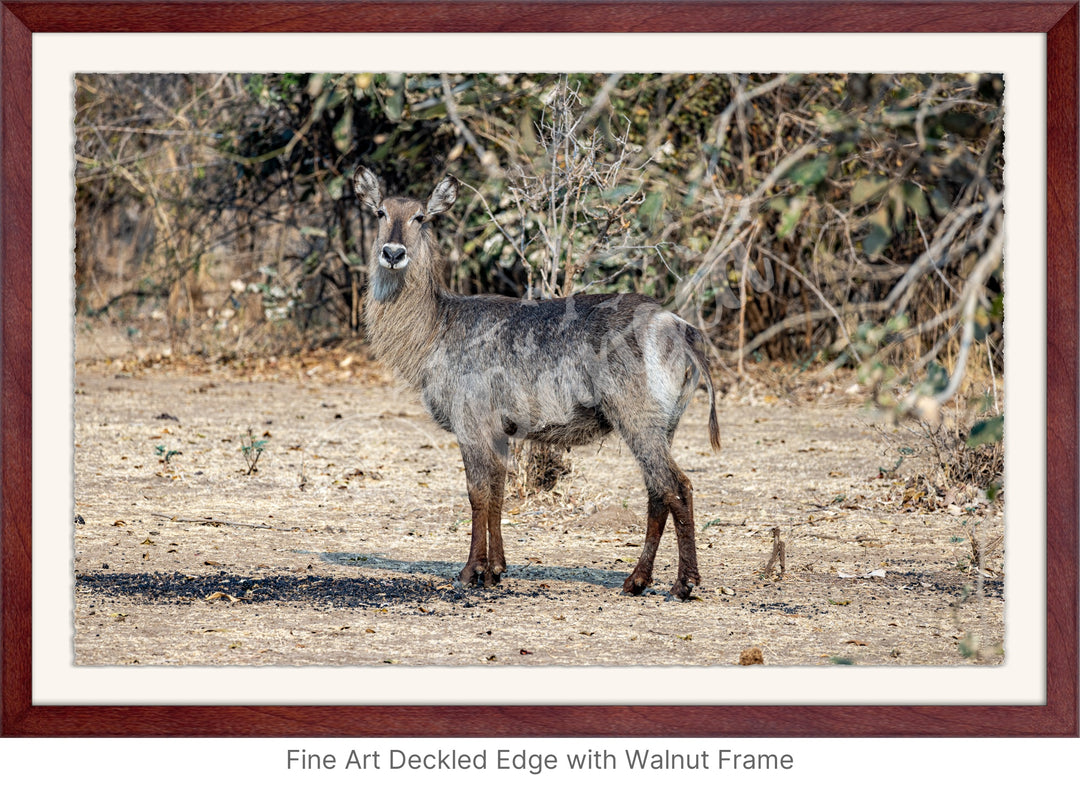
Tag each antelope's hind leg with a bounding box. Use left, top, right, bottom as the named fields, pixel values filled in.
left=622, top=425, right=701, bottom=600
left=665, top=466, right=700, bottom=600
left=623, top=492, right=669, bottom=595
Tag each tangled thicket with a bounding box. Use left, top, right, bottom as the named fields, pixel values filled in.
left=75, top=72, right=1004, bottom=465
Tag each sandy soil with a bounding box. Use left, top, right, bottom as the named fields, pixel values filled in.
left=73, top=344, right=1004, bottom=667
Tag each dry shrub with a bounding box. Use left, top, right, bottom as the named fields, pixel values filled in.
left=508, top=440, right=572, bottom=495
left=880, top=406, right=1003, bottom=513
left=920, top=416, right=1002, bottom=490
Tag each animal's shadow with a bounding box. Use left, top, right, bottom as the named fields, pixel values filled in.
left=73, top=555, right=662, bottom=614
left=75, top=567, right=564, bottom=609
left=321, top=551, right=634, bottom=591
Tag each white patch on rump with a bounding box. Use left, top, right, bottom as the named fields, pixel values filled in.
left=643, top=312, right=690, bottom=417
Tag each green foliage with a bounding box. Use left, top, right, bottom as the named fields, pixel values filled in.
left=154, top=445, right=181, bottom=466
left=851, top=175, right=889, bottom=205
left=786, top=156, right=830, bottom=188
left=240, top=429, right=267, bottom=475
left=966, top=415, right=1004, bottom=448
left=74, top=71, right=1004, bottom=415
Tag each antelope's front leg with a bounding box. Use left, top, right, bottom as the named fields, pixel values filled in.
left=459, top=483, right=490, bottom=586
left=484, top=463, right=507, bottom=586
left=459, top=446, right=504, bottom=587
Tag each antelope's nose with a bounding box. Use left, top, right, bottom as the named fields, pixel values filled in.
left=381, top=244, right=407, bottom=267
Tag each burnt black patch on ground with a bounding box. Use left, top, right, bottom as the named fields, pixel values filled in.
left=741, top=601, right=828, bottom=617
left=886, top=570, right=1004, bottom=599
left=76, top=571, right=553, bottom=610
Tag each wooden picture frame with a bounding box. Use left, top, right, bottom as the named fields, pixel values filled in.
left=2, top=1, right=1076, bottom=737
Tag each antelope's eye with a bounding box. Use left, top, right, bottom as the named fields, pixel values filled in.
left=413, top=213, right=425, bottom=224
left=375, top=208, right=386, bottom=219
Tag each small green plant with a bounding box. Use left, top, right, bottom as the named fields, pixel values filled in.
left=878, top=444, right=916, bottom=478
left=154, top=444, right=181, bottom=470
left=240, top=429, right=267, bottom=475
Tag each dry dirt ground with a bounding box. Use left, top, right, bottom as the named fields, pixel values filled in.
left=73, top=342, right=1004, bottom=668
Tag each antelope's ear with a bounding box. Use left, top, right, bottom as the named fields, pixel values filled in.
left=353, top=166, right=382, bottom=211
left=426, top=175, right=459, bottom=216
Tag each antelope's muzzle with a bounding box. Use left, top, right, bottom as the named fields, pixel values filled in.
left=380, top=243, right=409, bottom=269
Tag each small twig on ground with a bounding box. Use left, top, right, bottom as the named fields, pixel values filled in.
left=763, top=527, right=787, bottom=579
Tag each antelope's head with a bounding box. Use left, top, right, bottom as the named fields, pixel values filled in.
left=353, top=165, right=459, bottom=272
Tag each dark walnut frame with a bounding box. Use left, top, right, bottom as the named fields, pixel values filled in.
left=1, top=1, right=1076, bottom=737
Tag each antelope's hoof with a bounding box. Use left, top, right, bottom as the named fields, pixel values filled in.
left=458, top=562, right=485, bottom=587
left=482, top=568, right=502, bottom=587
left=669, top=577, right=698, bottom=601
left=622, top=573, right=651, bottom=596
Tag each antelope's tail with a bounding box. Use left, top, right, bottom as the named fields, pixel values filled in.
left=685, top=325, right=721, bottom=452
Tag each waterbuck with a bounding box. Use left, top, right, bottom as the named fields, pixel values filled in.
left=354, top=166, right=721, bottom=600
